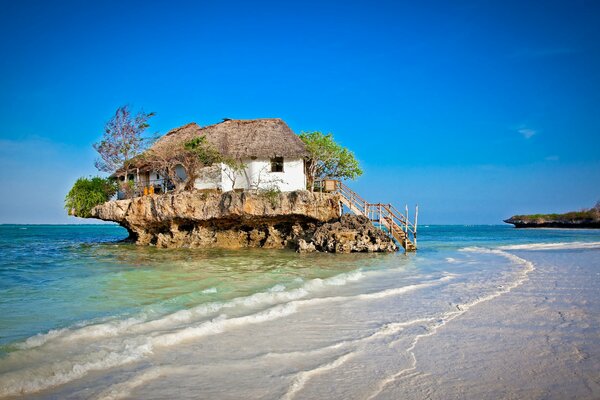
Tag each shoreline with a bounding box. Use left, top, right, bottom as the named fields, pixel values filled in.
left=2, top=227, right=600, bottom=398
left=393, top=246, right=600, bottom=399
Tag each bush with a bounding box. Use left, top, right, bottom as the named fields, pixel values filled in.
left=260, top=186, right=281, bottom=207
left=65, top=177, right=118, bottom=217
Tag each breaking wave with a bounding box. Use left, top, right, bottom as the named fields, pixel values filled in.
left=0, top=268, right=450, bottom=397
left=497, top=241, right=600, bottom=251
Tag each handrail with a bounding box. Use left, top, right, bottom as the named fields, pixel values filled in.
left=117, top=178, right=175, bottom=199
left=314, top=179, right=418, bottom=251
left=385, top=203, right=417, bottom=231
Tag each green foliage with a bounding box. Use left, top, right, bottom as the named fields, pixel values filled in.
left=260, top=186, right=281, bottom=207
left=299, top=131, right=362, bottom=190
left=184, top=136, right=222, bottom=166
left=65, top=177, right=118, bottom=218
left=513, top=209, right=600, bottom=221
left=222, top=157, right=245, bottom=171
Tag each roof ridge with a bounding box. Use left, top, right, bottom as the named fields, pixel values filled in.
left=150, top=117, right=307, bottom=159
left=165, top=122, right=199, bottom=136
left=197, top=118, right=283, bottom=131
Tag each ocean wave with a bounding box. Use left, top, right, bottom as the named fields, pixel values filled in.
left=0, top=303, right=297, bottom=397
left=498, top=241, right=600, bottom=251
left=14, top=270, right=366, bottom=351
left=0, top=341, right=153, bottom=397
left=94, top=365, right=191, bottom=400
left=282, top=352, right=356, bottom=400
left=367, top=248, right=536, bottom=399
left=0, top=270, right=450, bottom=396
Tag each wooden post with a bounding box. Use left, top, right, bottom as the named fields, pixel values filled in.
left=389, top=205, right=393, bottom=238
left=414, top=204, right=419, bottom=249
left=405, top=204, right=409, bottom=253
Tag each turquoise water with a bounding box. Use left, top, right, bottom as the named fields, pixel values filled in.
left=1, top=224, right=599, bottom=348
left=1, top=224, right=599, bottom=398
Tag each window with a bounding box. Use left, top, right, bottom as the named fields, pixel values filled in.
left=270, top=157, right=284, bottom=172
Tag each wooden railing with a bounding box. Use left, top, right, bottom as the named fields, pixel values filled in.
left=117, top=179, right=175, bottom=200
left=315, top=179, right=418, bottom=252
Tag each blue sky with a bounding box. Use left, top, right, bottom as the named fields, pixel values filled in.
left=1, top=0, right=599, bottom=224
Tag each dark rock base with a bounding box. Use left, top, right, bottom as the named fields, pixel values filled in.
left=126, top=215, right=396, bottom=253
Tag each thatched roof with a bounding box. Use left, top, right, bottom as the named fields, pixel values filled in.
left=152, top=118, right=308, bottom=159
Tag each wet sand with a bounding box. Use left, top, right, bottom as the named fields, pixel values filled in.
left=381, top=248, right=600, bottom=399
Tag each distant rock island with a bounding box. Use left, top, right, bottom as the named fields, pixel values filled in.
left=504, top=202, right=600, bottom=228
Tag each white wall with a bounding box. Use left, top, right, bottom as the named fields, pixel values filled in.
left=194, top=165, right=222, bottom=190
left=218, top=157, right=306, bottom=192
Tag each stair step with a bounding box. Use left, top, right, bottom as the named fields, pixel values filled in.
left=335, top=185, right=417, bottom=252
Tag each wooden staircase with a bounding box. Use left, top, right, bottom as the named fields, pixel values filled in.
left=316, top=180, right=418, bottom=252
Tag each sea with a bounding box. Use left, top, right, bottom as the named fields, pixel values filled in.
left=0, top=224, right=599, bottom=399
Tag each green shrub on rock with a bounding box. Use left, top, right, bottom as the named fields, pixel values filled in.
left=65, top=177, right=118, bottom=217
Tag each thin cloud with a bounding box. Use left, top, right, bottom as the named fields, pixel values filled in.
left=518, top=128, right=537, bottom=139
left=545, top=155, right=560, bottom=161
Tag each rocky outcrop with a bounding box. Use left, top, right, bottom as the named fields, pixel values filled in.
left=298, top=215, right=397, bottom=253
left=504, top=207, right=600, bottom=228
left=88, top=190, right=398, bottom=252
left=504, top=216, right=600, bottom=229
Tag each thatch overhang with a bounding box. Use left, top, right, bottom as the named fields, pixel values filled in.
left=111, top=154, right=153, bottom=177
left=152, top=118, right=308, bottom=160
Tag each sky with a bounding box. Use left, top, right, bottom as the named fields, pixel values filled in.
left=0, top=0, right=599, bottom=224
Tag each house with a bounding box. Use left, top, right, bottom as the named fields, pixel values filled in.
left=115, top=118, right=308, bottom=198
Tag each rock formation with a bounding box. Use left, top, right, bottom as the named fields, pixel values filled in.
left=88, top=190, right=398, bottom=252
left=504, top=205, right=600, bottom=228
left=298, top=215, right=397, bottom=253
left=504, top=216, right=600, bottom=228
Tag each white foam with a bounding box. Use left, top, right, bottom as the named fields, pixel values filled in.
left=0, top=303, right=298, bottom=397
left=268, top=284, right=286, bottom=292
left=3, top=266, right=455, bottom=396
left=258, top=317, right=436, bottom=361
left=367, top=248, right=536, bottom=399
left=151, top=303, right=298, bottom=347
left=0, top=342, right=153, bottom=397
left=15, top=269, right=367, bottom=351
left=498, top=241, right=600, bottom=251
left=288, top=275, right=453, bottom=310
left=94, top=365, right=192, bottom=400
left=282, top=352, right=355, bottom=400
left=201, top=287, right=218, bottom=294
left=0, top=269, right=373, bottom=395
left=16, top=315, right=148, bottom=350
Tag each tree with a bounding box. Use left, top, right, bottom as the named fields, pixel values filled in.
left=299, top=131, right=362, bottom=191
left=93, top=105, right=155, bottom=175
left=222, top=157, right=246, bottom=190
left=146, top=136, right=222, bottom=191
left=65, top=177, right=118, bottom=217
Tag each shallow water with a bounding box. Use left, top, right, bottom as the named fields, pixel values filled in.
left=1, top=224, right=599, bottom=399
